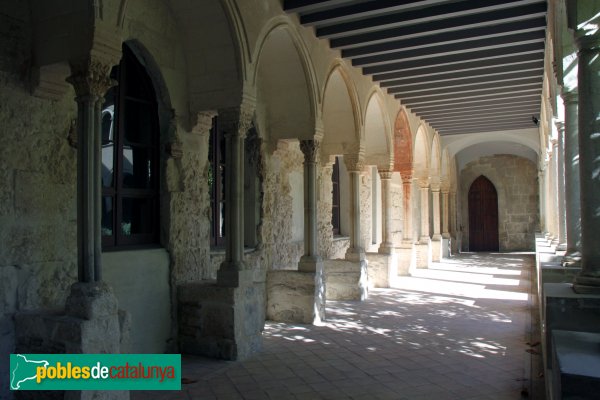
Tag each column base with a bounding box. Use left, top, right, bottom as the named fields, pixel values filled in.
left=397, top=242, right=415, bottom=276
left=573, top=275, right=600, bottom=294
left=431, top=236, right=442, bottom=262
left=179, top=278, right=264, bottom=361
left=15, top=282, right=128, bottom=400
left=562, top=251, right=582, bottom=267
left=415, top=238, right=431, bottom=269
left=298, top=255, right=322, bottom=272
left=345, top=247, right=366, bottom=262
left=266, top=267, right=325, bottom=324
left=324, top=259, right=368, bottom=300
left=217, top=263, right=252, bottom=287
left=366, top=252, right=397, bottom=288
left=378, top=242, right=394, bottom=255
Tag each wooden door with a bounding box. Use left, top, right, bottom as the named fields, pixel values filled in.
left=468, top=175, right=499, bottom=251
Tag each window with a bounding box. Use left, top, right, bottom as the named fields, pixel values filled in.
left=209, top=116, right=226, bottom=247
left=209, top=119, right=262, bottom=248
left=101, top=45, right=160, bottom=248
left=332, top=156, right=341, bottom=235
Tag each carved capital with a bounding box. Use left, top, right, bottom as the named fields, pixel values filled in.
left=219, top=106, right=254, bottom=139
left=344, top=154, right=364, bottom=172
left=192, top=111, right=217, bottom=135
left=299, top=139, right=321, bottom=163
left=67, top=59, right=115, bottom=98
left=418, top=178, right=430, bottom=189
left=378, top=170, right=393, bottom=180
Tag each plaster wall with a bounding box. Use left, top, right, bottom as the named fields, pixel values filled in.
left=103, top=249, right=171, bottom=353
left=460, top=155, right=540, bottom=252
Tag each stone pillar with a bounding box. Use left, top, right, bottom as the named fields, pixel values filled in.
left=442, top=188, right=450, bottom=239
left=573, top=30, right=600, bottom=293
left=430, top=182, right=442, bottom=261
left=67, top=60, right=114, bottom=283
left=401, top=172, right=414, bottom=243
left=441, top=186, right=450, bottom=258
left=551, top=138, right=560, bottom=245
left=538, top=168, right=546, bottom=233
left=345, top=155, right=366, bottom=261
left=562, top=90, right=582, bottom=265
left=546, top=152, right=556, bottom=240
left=378, top=170, right=394, bottom=254
left=397, top=172, right=415, bottom=275
left=416, top=178, right=432, bottom=268
left=556, top=121, right=567, bottom=250
left=299, top=140, right=322, bottom=271
left=419, top=179, right=431, bottom=241
left=217, top=107, right=253, bottom=287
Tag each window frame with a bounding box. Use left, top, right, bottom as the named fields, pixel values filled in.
left=332, top=156, right=341, bottom=236
left=101, top=45, right=160, bottom=249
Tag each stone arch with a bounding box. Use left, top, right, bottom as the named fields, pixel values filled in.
left=393, top=108, right=413, bottom=177
left=166, top=0, right=248, bottom=112
left=253, top=21, right=318, bottom=142
left=441, top=148, right=451, bottom=183
left=321, top=63, right=361, bottom=157
left=363, top=89, right=392, bottom=170
left=413, top=125, right=430, bottom=179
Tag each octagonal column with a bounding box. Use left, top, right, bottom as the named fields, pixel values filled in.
left=217, top=106, right=253, bottom=287
left=418, top=178, right=430, bottom=242
left=562, top=90, right=582, bottom=265
left=573, top=31, right=600, bottom=292
left=299, top=139, right=322, bottom=272
left=378, top=170, right=394, bottom=254
left=67, top=60, right=115, bottom=283
left=345, top=155, right=365, bottom=261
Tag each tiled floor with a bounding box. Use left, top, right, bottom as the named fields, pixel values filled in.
left=134, top=253, right=539, bottom=400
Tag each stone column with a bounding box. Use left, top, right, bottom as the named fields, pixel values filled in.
left=378, top=170, right=394, bottom=254
left=67, top=61, right=114, bottom=283
left=418, top=179, right=430, bottom=242
left=345, top=155, right=366, bottom=261
left=416, top=178, right=432, bottom=268
left=538, top=168, right=546, bottom=233
left=551, top=138, right=561, bottom=245
left=573, top=30, right=600, bottom=293
left=562, top=90, right=582, bottom=265
left=546, top=152, right=556, bottom=240
left=299, top=140, right=322, bottom=271
left=217, top=107, right=253, bottom=287
left=431, top=183, right=442, bottom=240
left=442, top=187, right=450, bottom=239
left=430, top=181, right=442, bottom=261
left=556, top=121, right=567, bottom=250
left=401, top=172, right=414, bottom=243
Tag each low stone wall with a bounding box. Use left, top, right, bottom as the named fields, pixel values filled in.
left=266, top=269, right=325, bottom=324
left=324, top=259, right=368, bottom=300
left=366, top=253, right=394, bottom=288
left=178, top=275, right=265, bottom=361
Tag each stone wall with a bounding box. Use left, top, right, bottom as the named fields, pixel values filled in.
left=0, top=5, right=78, bottom=397
left=261, top=141, right=305, bottom=270
left=460, top=155, right=539, bottom=251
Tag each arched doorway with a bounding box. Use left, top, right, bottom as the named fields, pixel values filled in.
left=468, top=176, right=499, bottom=252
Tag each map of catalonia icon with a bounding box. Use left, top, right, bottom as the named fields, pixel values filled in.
left=10, top=354, right=49, bottom=390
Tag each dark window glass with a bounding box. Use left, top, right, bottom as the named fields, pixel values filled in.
left=209, top=117, right=225, bottom=247
left=101, top=44, right=159, bottom=248
left=332, top=156, right=341, bottom=235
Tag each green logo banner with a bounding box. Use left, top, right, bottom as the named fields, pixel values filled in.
left=10, top=354, right=181, bottom=391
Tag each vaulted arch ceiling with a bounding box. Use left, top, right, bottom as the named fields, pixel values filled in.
left=285, top=0, right=546, bottom=137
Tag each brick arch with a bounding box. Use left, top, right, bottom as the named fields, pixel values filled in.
left=393, top=109, right=413, bottom=177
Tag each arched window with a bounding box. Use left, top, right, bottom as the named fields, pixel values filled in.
left=332, top=156, right=341, bottom=235
left=101, top=44, right=160, bottom=248
left=209, top=118, right=262, bottom=248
